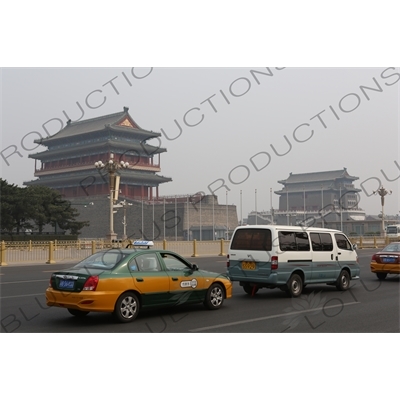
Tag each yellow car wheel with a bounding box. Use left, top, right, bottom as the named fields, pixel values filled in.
left=204, top=283, right=224, bottom=310
left=113, top=292, right=140, bottom=323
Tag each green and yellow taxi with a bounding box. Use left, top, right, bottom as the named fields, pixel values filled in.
left=46, top=242, right=232, bottom=323
left=370, top=242, right=400, bottom=280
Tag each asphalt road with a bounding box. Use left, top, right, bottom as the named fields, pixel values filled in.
left=1, top=249, right=399, bottom=333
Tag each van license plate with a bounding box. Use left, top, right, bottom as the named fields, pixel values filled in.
left=242, top=261, right=256, bottom=270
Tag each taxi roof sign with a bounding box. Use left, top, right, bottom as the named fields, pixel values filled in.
left=133, top=240, right=154, bottom=248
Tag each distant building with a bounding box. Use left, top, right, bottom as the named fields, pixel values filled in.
left=247, top=168, right=384, bottom=235
left=24, top=107, right=171, bottom=199
left=275, top=168, right=365, bottom=222
left=24, top=108, right=238, bottom=239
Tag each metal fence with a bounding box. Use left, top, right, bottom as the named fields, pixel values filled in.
left=0, top=239, right=229, bottom=265
left=0, top=236, right=397, bottom=265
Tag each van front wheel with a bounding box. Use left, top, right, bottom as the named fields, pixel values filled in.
left=286, top=274, right=303, bottom=298
left=336, top=270, right=350, bottom=291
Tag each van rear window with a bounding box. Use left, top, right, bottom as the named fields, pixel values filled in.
left=231, top=229, right=272, bottom=251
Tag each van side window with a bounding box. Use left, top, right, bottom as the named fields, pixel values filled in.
left=230, top=229, right=272, bottom=251
left=335, top=234, right=352, bottom=250
left=279, top=231, right=310, bottom=251
left=296, top=232, right=310, bottom=251
left=311, top=233, right=333, bottom=252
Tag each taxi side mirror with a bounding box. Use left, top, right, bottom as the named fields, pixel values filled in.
left=191, top=264, right=199, bottom=271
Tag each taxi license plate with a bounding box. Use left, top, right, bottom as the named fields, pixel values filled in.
left=382, top=257, right=395, bottom=263
left=59, top=279, right=75, bottom=289
left=242, top=261, right=256, bottom=270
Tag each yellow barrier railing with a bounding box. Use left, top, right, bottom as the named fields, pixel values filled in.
left=1, top=241, right=7, bottom=266
left=1, top=236, right=396, bottom=264
left=0, top=239, right=230, bottom=264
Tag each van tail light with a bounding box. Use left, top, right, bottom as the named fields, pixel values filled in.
left=271, top=256, right=278, bottom=270
left=227, top=254, right=230, bottom=269
left=82, top=276, right=99, bottom=291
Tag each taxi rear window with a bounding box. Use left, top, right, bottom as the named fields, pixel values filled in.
left=231, top=229, right=272, bottom=251
left=73, top=251, right=125, bottom=270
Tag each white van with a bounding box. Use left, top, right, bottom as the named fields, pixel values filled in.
left=227, top=225, right=360, bottom=297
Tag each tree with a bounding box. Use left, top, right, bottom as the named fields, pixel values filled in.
left=26, top=185, right=90, bottom=235
left=1, top=180, right=90, bottom=235
left=0, top=179, right=33, bottom=233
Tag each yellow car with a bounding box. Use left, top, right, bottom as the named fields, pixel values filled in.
left=370, top=242, right=400, bottom=280
left=46, top=245, right=232, bottom=323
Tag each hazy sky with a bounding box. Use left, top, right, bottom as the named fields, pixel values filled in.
left=2, top=0, right=400, bottom=383
left=1, top=67, right=399, bottom=218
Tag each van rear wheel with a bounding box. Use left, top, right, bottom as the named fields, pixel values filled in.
left=286, top=274, right=303, bottom=298
left=243, top=284, right=258, bottom=296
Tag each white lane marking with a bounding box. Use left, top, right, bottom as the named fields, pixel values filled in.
left=1, top=293, right=45, bottom=299
left=0, top=279, right=49, bottom=284
left=190, top=301, right=360, bottom=332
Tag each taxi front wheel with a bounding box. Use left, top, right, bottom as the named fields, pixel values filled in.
left=204, top=283, right=224, bottom=310
left=113, top=291, right=139, bottom=323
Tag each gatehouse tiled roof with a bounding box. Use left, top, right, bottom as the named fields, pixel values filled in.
left=278, top=168, right=359, bottom=185
left=34, top=107, right=161, bottom=144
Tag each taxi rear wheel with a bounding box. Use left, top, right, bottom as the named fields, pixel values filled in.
left=204, top=283, right=224, bottom=310
left=376, top=272, right=387, bottom=280
left=113, top=292, right=139, bottom=323
left=68, top=308, right=89, bottom=317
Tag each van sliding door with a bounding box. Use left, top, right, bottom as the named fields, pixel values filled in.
left=310, top=233, right=337, bottom=282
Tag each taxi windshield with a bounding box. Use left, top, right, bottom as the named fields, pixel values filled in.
left=72, top=251, right=126, bottom=270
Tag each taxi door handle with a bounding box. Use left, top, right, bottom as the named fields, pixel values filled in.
left=172, top=277, right=178, bottom=281
left=136, top=278, right=144, bottom=282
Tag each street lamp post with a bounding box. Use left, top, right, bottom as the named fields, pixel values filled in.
left=115, top=199, right=133, bottom=240
left=255, top=189, right=257, bottom=225
left=212, top=194, right=215, bottom=240
left=95, top=153, right=129, bottom=241
left=286, top=188, right=289, bottom=225
left=339, top=185, right=343, bottom=231
left=321, top=185, right=324, bottom=228
left=226, top=191, right=229, bottom=240
left=373, top=186, right=392, bottom=236
left=240, top=190, right=243, bottom=226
